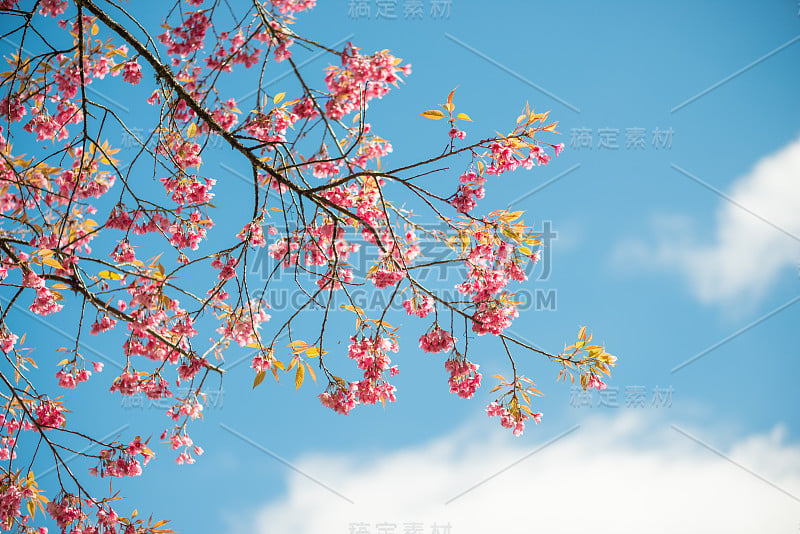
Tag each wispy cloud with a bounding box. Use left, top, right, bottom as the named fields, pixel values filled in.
left=614, top=136, right=800, bottom=307
left=239, top=414, right=800, bottom=533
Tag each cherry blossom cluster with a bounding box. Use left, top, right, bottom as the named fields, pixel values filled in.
left=163, top=429, right=204, bottom=465
left=22, top=271, right=63, bottom=317
left=243, top=107, right=298, bottom=146
left=33, top=400, right=66, bottom=430
left=88, top=436, right=154, bottom=478
left=166, top=396, right=204, bottom=422
left=402, top=293, right=435, bottom=318
left=369, top=267, right=406, bottom=289
left=211, top=254, right=238, bottom=281
left=237, top=221, right=267, bottom=247
left=351, top=128, right=393, bottom=169
left=324, top=44, right=411, bottom=120
left=586, top=373, right=607, bottom=391
left=122, top=60, right=142, bottom=84
left=318, top=383, right=358, bottom=415
left=419, top=325, right=455, bottom=354
left=215, top=299, right=271, bottom=346
left=0, top=331, right=17, bottom=354
left=55, top=361, right=103, bottom=389
left=38, top=0, right=68, bottom=18
left=0, top=481, right=24, bottom=530
left=316, top=265, right=354, bottom=291
left=251, top=352, right=273, bottom=373
left=256, top=20, right=294, bottom=62
left=0, top=415, right=30, bottom=462
left=0, top=416, right=51, bottom=531
left=44, top=493, right=136, bottom=534
left=444, top=357, right=482, bottom=399
left=47, top=495, right=85, bottom=533
left=270, top=0, right=317, bottom=15
left=57, top=150, right=115, bottom=205
left=311, top=154, right=341, bottom=179
left=160, top=174, right=215, bottom=206
left=364, top=229, right=422, bottom=290
left=267, top=236, right=300, bottom=267
left=209, top=98, right=240, bottom=131
left=158, top=10, right=212, bottom=59
left=157, top=134, right=203, bottom=171
left=304, top=222, right=359, bottom=267
left=454, top=240, right=534, bottom=336
left=109, top=371, right=172, bottom=400
left=486, top=400, right=541, bottom=437
left=165, top=209, right=213, bottom=251
left=110, top=241, right=136, bottom=264
left=205, top=31, right=262, bottom=71
left=346, top=334, right=399, bottom=405
left=449, top=170, right=486, bottom=214
left=484, top=141, right=563, bottom=176
left=267, top=220, right=364, bottom=290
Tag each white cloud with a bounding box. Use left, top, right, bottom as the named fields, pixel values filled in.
left=614, top=136, right=800, bottom=307
left=241, top=413, right=800, bottom=534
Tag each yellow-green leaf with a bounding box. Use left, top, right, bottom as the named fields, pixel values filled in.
left=304, top=346, right=327, bottom=357
left=420, top=110, right=445, bottom=120
left=578, top=326, right=587, bottom=341
left=295, top=364, right=304, bottom=390
left=42, top=258, right=63, bottom=269
left=253, top=371, right=266, bottom=388
left=187, top=122, right=197, bottom=138
left=342, top=304, right=365, bottom=316
left=305, top=362, right=317, bottom=383
left=98, top=270, right=123, bottom=281
left=455, top=112, right=472, bottom=121
left=273, top=92, right=285, bottom=105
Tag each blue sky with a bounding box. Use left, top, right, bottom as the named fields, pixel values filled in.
left=6, top=0, right=800, bottom=532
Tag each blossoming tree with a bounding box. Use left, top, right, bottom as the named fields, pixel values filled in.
left=0, top=0, right=616, bottom=532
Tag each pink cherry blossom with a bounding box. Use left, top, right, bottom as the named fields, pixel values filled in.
left=0, top=331, right=18, bottom=353
left=444, top=358, right=482, bottom=399
left=402, top=294, right=434, bottom=318
left=369, top=268, right=405, bottom=289
left=34, top=400, right=66, bottom=429
left=419, top=326, right=455, bottom=354
left=122, top=60, right=143, bottom=84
